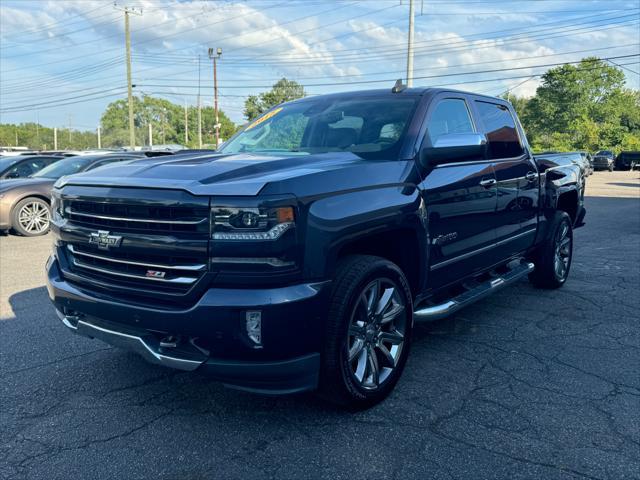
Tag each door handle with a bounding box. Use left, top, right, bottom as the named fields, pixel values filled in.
left=479, top=178, right=497, bottom=188
left=525, top=171, right=537, bottom=182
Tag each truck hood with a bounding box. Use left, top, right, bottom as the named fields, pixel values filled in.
left=56, top=152, right=374, bottom=196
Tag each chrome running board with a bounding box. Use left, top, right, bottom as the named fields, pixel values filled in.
left=413, top=261, right=534, bottom=322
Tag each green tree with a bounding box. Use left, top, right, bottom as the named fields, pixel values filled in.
left=521, top=57, right=638, bottom=151
left=100, top=95, right=237, bottom=147
left=0, top=123, right=97, bottom=150
left=243, top=78, right=305, bottom=121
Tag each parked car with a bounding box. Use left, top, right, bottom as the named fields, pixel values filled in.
left=577, top=151, right=593, bottom=175
left=0, top=147, right=34, bottom=156
left=47, top=87, right=586, bottom=408
left=0, top=153, right=149, bottom=236
left=0, top=155, right=62, bottom=180
left=592, top=150, right=615, bottom=171
left=615, top=151, right=640, bottom=171
left=564, top=151, right=592, bottom=177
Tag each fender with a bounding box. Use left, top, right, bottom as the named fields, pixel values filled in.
left=302, top=183, right=428, bottom=290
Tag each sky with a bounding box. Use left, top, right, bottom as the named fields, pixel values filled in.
left=1, top=0, right=639, bottom=131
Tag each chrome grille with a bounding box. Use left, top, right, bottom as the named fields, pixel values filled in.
left=65, top=245, right=205, bottom=294
left=63, top=200, right=210, bottom=234
left=58, top=190, right=210, bottom=297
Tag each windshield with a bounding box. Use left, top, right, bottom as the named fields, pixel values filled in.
left=220, top=96, right=419, bottom=159
left=32, top=157, right=93, bottom=179
left=596, top=151, right=613, bottom=156
left=0, top=157, right=18, bottom=172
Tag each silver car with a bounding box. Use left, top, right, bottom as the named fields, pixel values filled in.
left=0, top=153, right=146, bottom=236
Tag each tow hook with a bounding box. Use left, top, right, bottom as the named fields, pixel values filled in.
left=159, top=335, right=178, bottom=349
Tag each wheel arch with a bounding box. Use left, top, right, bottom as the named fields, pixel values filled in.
left=332, top=227, right=425, bottom=297
left=555, top=189, right=579, bottom=224
left=10, top=193, right=51, bottom=216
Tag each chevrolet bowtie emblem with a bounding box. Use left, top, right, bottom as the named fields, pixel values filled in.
left=89, top=230, right=123, bottom=250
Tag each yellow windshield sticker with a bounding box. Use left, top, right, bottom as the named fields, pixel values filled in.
left=245, top=107, right=283, bottom=131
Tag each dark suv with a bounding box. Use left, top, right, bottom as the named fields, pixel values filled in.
left=615, top=151, right=640, bottom=171
left=47, top=87, right=585, bottom=408
left=592, top=150, right=615, bottom=171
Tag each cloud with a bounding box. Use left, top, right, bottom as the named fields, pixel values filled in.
left=1, top=0, right=637, bottom=126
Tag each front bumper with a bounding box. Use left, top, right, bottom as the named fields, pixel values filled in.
left=592, top=161, right=612, bottom=170
left=46, top=256, right=329, bottom=394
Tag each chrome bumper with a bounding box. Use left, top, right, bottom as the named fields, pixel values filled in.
left=56, top=309, right=206, bottom=371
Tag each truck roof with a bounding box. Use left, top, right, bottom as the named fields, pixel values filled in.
left=285, top=87, right=506, bottom=104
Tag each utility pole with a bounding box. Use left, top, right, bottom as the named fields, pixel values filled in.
left=97, top=126, right=102, bottom=149
left=68, top=114, right=72, bottom=144
left=208, top=47, right=222, bottom=147
left=15, top=128, right=18, bottom=146
left=162, top=108, right=166, bottom=144
left=148, top=122, right=153, bottom=149
left=184, top=101, right=189, bottom=145
left=115, top=4, right=142, bottom=150
left=197, top=55, right=203, bottom=148
left=406, top=0, right=415, bottom=87
left=54, top=127, right=58, bottom=150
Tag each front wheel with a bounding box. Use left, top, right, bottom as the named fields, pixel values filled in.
left=319, top=255, right=413, bottom=409
left=529, top=211, right=573, bottom=289
left=11, top=197, right=51, bottom=236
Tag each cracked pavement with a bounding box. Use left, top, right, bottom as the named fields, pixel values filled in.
left=1, top=171, right=639, bottom=480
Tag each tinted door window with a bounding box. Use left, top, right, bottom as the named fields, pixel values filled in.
left=6, top=160, right=40, bottom=178
left=427, top=98, right=474, bottom=145
left=475, top=101, right=523, bottom=159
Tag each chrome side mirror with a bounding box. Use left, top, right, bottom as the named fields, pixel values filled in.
left=420, top=133, right=487, bottom=166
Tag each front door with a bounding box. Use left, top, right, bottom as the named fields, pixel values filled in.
left=419, top=96, right=498, bottom=289
left=472, top=100, right=539, bottom=259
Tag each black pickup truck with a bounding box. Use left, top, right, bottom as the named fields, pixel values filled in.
left=47, top=87, right=586, bottom=408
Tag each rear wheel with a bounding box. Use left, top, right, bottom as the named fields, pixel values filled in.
left=11, top=197, right=51, bottom=237
left=529, top=211, right=573, bottom=289
left=319, top=255, right=413, bottom=409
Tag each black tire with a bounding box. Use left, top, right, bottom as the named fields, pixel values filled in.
left=11, top=197, right=51, bottom=237
left=528, top=211, right=573, bottom=289
left=318, top=255, right=413, bottom=409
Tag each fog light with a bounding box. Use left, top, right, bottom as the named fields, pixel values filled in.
left=245, top=311, right=262, bottom=346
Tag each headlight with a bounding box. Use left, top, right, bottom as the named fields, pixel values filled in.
left=50, top=191, right=64, bottom=222
left=211, top=206, right=295, bottom=241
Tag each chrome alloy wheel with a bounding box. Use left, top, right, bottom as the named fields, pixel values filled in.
left=18, top=201, right=50, bottom=235
left=554, top=221, right=572, bottom=281
left=347, top=278, right=407, bottom=390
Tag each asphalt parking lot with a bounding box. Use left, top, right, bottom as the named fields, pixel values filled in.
left=1, top=171, right=639, bottom=480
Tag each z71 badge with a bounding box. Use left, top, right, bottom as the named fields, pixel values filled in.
left=145, top=270, right=166, bottom=279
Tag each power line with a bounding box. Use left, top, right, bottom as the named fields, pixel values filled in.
left=1, top=3, right=108, bottom=38
left=5, top=19, right=636, bottom=102
left=0, top=0, right=325, bottom=70
left=221, top=12, right=640, bottom=65
left=125, top=11, right=639, bottom=70
left=7, top=53, right=632, bottom=112
left=10, top=39, right=637, bottom=106
left=0, top=13, right=122, bottom=51
left=136, top=43, right=640, bottom=84
left=130, top=54, right=639, bottom=89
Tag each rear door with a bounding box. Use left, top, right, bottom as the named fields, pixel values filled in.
left=471, top=99, right=539, bottom=260
left=419, top=94, right=498, bottom=289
